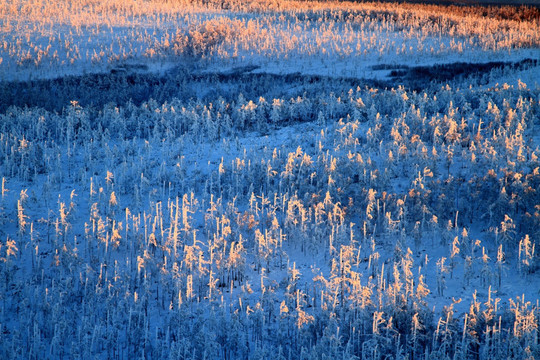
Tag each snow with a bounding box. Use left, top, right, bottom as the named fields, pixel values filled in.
left=0, top=1, right=539, bottom=359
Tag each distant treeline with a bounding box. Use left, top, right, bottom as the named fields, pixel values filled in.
left=347, top=0, right=540, bottom=12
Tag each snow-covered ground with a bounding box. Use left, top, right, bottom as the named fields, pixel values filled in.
left=0, top=1, right=539, bottom=359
